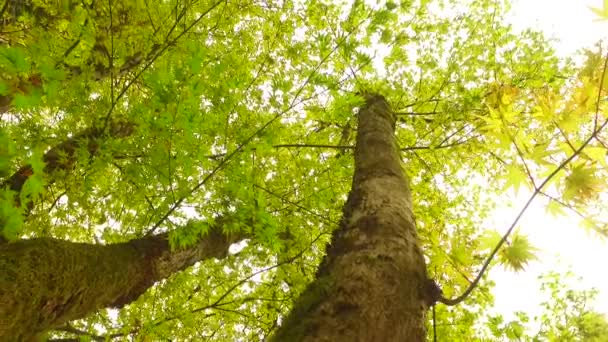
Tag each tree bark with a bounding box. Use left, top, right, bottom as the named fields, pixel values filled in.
left=271, top=94, right=431, bottom=341
left=0, top=228, right=245, bottom=340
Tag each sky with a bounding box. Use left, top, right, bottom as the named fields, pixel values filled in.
left=508, top=0, right=608, bottom=57
left=489, top=0, right=608, bottom=321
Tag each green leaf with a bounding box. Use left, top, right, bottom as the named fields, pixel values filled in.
left=12, top=90, right=42, bottom=110
left=0, top=190, right=24, bottom=241
left=0, top=129, right=15, bottom=177
left=583, top=146, right=607, bottom=167
left=0, top=47, right=30, bottom=73
left=503, top=164, right=528, bottom=193
left=499, top=233, right=539, bottom=272
left=589, top=0, right=608, bottom=20
left=20, top=174, right=45, bottom=203
left=0, top=80, right=9, bottom=96
left=563, top=164, right=602, bottom=202
left=505, top=320, right=525, bottom=339
left=545, top=200, right=566, bottom=217
left=169, top=219, right=210, bottom=250
left=18, top=150, right=47, bottom=204
left=2, top=0, right=606, bottom=338
left=29, top=149, right=46, bottom=175
left=479, top=230, right=502, bottom=251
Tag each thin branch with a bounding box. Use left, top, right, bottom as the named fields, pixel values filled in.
left=507, top=131, right=537, bottom=190
left=254, top=184, right=338, bottom=225
left=149, top=232, right=325, bottom=330
left=208, top=233, right=326, bottom=310
left=108, top=0, right=115, bottom=106
left=553, top=119, right=577, bottom=153
left=0, top=0, right=9, bottom=24
left=146, top=27, right=353, bottom=235
left=273, top=143, right=353, bottom=150
left=103, top=0, right=224, bottom=131
left=2, top=121, right=135, bottom=208
left=402, top=137, right=476, bottom=151
left=52, top=324, right=124, bottom=342
left=394, top=111, right=442, bottom=116
left=594, top=136, right=608, bottom=149
left=540, top=191, right=608, bottom=236
left=47, top=190, right=67, bottom=213
left=439, top=52, right=608, bottom=306
left=595, top=45, right=608, bottom=131
left=398, top=99, right=442, bottom=109
left=61, top=37, right=83, bottom=61
left=206, top=137, right=474, bottom=160
left=435, top=124, right=469, bottom=147
left=144, top=0, right=158, bottom=33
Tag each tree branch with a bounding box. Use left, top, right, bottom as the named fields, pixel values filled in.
left=1, top=121, right=135, bottom=207
left=0, top=225, right=247, bottom=339
left=438, top=52, right=608, bottom=306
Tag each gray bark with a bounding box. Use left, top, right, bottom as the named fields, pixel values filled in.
left=271, top=94, right=431, bottom=341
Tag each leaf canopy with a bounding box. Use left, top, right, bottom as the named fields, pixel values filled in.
left=1, top=0, right=607, bottom=340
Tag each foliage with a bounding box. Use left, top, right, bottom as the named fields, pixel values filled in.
left=480, top=230, right=538, bottom=272
left=0, top=0, right=606, bottom=340
left=589, top=0, right=608, bottom=20
left=482, top=271, right=608, bottom=341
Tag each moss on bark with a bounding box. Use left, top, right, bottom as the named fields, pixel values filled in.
left=271, top=94, right=429, bottom=341
left=0, top=228, right=243, bottom=340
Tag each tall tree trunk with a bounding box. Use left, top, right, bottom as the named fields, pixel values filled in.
left=271, top=94, right=432, bottom=341
left=0, top=229, right=244, bottom=340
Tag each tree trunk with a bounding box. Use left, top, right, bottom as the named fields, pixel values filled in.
left=0, top=229, right=244, bottom=340
left=271, top=94, right=431, bottom=341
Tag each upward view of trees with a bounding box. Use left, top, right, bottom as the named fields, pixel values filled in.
left=1, top=0, right=607, bottom=340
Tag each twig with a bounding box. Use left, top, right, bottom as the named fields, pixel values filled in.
left=439, top=52, right=608, bottom=306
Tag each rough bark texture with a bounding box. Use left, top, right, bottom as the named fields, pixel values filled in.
left=272, top=94, right=430, bottom=341
left=0, top=229, right=244, bottom=340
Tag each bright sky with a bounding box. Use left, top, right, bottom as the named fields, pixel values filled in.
left=508, top=0, right=608, bottom=56
left=490, top=0, right=608, bottom=322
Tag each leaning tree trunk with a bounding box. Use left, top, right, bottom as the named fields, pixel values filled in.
left=271, top=94, right=432, bottom=341
left=0, top=229, right=244, bottom=340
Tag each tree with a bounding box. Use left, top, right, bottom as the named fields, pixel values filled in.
left=483, top=271, right=608, bottom=341
left=1, top=0, right=607, bottom=340
left=270, top=94, right=432, bottom=341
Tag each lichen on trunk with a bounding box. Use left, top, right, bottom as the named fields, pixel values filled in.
left=271, top=94, right=430, bottom=341
left=0, top=229, right=243, bottom=340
